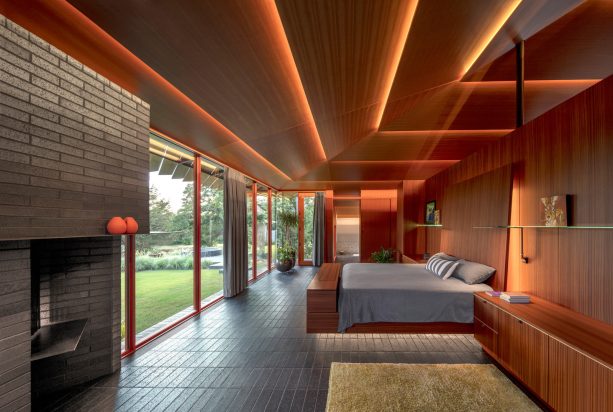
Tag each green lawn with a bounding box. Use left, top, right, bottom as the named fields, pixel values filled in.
left=121, top=269, right=223, bottom=334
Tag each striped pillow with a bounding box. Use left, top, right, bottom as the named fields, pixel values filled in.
left=425, top=256, right=461, bottom=280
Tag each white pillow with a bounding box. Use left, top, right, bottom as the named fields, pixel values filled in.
left=426, top=255, right=462, bottom=280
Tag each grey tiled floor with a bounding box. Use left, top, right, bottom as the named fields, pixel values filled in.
left=38, top=266, right=490, bottom=411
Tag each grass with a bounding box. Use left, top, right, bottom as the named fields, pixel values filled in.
left=121, top=269, right=223, bottom=334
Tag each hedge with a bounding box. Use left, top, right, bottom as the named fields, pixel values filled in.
left=132, top=256, right=214, bottom=272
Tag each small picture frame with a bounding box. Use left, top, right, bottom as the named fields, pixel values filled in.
left=539, top=195, right=569, bottom=226
left=425, top=200, right=436, bottom=224
left=434, top=210, right=440, bottom=225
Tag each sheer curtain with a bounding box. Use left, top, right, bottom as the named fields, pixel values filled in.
left=223, top=168, right=248, bottom=297
left=312, top=192, right=325, bottom=266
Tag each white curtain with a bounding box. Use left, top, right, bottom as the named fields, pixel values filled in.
left=312, top=192, right=325, bottom=266
left=223, top=168, right=248, bottom=297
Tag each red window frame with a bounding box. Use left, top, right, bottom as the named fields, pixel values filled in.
left=298, top=193, right=315, bottom=266
left=122, top=151, right=274, bottom=358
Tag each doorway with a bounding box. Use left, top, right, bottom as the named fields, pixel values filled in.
left=334, top=199, right=360, bottom=264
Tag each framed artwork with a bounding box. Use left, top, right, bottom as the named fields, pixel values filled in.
left=425, top=200, right=436, bottom=224
left=434, top=210, right=440, bottom=225
left=539, top=195, right=569, bottom=226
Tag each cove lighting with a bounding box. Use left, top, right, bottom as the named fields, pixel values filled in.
left=269, top=0, right=327, bottom=161
left=374, top=0, right=420, bottom=130
left=462, top=0, right=522, bottom=76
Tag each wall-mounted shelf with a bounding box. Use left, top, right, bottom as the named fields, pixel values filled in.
left=415, top=224, right=443, bottom=228
left=474, top=225, right=613, bottom=229
left=31, top=319, right=88, bottom=362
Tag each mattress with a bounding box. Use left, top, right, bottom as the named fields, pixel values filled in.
left=338, top=263, right=493, bottom=332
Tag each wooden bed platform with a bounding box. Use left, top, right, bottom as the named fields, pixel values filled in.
left=306, top=263, right=474, bottom=334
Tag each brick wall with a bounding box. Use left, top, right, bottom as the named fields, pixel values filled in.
left=0, top=15, right=150, bottom=241
left=31, top=236, right=121, bottom=398
left=0, top=241, right=31, bottom=412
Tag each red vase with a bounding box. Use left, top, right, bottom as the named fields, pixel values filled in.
left=124, top=217, right=139, bottom=234
left=106, top=216, right=127, bottom=235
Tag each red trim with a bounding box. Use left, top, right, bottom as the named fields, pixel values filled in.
left=251, top=184, right=257, bottom=280
left=248, top=268, right=272, bottom=285
left=127, top=235, right=136, bottom=351
left=194, top=156, right=202, bottom=311
left=267, top=188, right=272, bottom=271
left=298, top=193, right=304, bottom=264
left=150, top=128, right=282, bottom=191
left=121, top=294, right=224, bottom=358
left=121, top=267, right=275, bottom=359
left=298, top=193, right=315, bottom=266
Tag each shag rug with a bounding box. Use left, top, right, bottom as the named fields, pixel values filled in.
left=326, top=363, right=540, bottom=412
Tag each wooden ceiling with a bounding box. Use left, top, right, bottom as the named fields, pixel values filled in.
left=2, top=0, right=612, bottom=191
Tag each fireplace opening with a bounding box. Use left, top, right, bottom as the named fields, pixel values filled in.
left=28, top=237, right=121, bottom=399
left=30, top=245, right=88, bottom=362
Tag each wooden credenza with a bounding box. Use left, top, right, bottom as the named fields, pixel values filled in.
left=474, top=292, right=613, bottom=411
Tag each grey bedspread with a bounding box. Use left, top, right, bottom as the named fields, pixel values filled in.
left=338, top=263, right=493, bottom=332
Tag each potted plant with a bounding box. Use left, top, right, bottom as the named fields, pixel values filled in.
left=276, top=210, right=298, bottom=272
left=371, top=246, right=396, bottom=263
left=276, top=243, right=296, bottom=272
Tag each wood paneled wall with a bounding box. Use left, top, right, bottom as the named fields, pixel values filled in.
left=418, top=75, right=613, bottom=325
left=439, top=166, right=512, bottom=291
left=401, top=180, right=426, bottom=257
left=360, top=190, right=397, bottom=262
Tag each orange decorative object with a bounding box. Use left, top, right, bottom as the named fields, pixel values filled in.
left=106, top=217, right=127, bottom=235
left=124, top=217, right=139, bottom=234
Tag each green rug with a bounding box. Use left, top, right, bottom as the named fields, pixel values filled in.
left=326, top=363, right=540, bottom=412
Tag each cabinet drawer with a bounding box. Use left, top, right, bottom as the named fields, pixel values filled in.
left=474, top=317, right=497, bottom=354
left=474, top=295, right=498, bottom=331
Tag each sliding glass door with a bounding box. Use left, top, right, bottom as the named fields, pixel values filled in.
left=246, top=181, right=255, bottom=278
left=200, top=161, right=224, bottom=306
left=256, top=186, right=270, bottom=275
left=135, top=136, right=195, bottom=341
left=298, top=193, right=315, bottom=266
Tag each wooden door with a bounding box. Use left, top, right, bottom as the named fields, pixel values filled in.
left=360, top=198, right=393, bottom=262
left=497, top=310, right=549, bottom=397
left=548, top=339, right=613, bottom=412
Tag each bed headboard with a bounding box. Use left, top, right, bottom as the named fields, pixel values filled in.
left=440, top=165, right=512, bottom=291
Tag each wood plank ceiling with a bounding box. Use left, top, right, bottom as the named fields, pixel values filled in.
left=3, top=0, right=612, bottom=190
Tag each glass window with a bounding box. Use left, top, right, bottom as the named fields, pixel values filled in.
left=274, top=192, right=298, bottom=263
left=271, top=191, right=278, bottom=265
left=200, top=160, right=224, bottom=306
left=246, top=180, right=254, bottom=278
left=303, top=195, right=315, bottom=261
left=135, top=134, right=195, bottom=341
left=256, top=185, right=269, bottom=274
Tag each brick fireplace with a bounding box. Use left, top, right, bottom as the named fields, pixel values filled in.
left=30, top=237, right=122, bottom=398
left=0, top=237, right=122, bottom=406
left=0, top=16, right=150, bottom=410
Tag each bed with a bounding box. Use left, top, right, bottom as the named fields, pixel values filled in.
left=337, top=263, right=493, bottom=332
